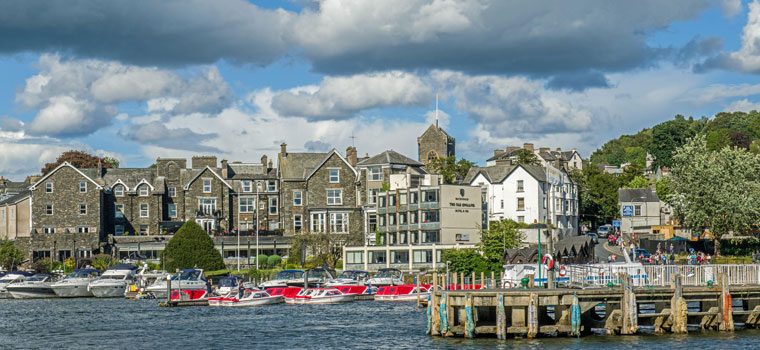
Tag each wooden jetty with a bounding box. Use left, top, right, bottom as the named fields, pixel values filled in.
left=427, top=273, right=760, bottom=338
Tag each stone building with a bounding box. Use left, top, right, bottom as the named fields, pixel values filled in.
left=417, top=123, right=455, bottom=165
left=0, top=190, right=31, bottom=241
left=224, top=156, right=279, bottom=235
left=487, top=143, right=584, bottom=172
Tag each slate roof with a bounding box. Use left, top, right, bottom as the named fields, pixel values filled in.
left=279, top=152, right=328, bottom=180
left=419, top=124, right=455, bottom=141
left=0, top=190, right=31, bottom=205
left=464, top=165, right=514, bottom=184
left=356, top=150, right=423, bottom=167
left=102, top=168, right=155, bottom=190
left=618, top=188, right=660, bottom=203
left=227, top=163, right=275, bottom=179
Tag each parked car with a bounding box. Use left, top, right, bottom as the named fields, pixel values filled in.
left=596, top=225, right=613, bottom=238
left=585, top=232, right=598, bottom=244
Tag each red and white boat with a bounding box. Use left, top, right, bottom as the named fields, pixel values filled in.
left=169, top=289, right=208, bottom=302
left=208, top=289, right=283, bottom=307
left=285, top=287, right=356, bottom=304
left=375, top=284, right=432, bottom=302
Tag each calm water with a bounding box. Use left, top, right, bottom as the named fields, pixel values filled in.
left=1, top=298, right=759, bottom=349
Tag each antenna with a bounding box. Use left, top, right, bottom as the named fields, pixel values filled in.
left=349, top=133, right=357, bottom=147
left=435, top=93, right=439, bottom=128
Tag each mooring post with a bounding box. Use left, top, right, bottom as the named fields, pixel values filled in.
left=417, top=272, right=422, bottom=308
left=481, top=271, right=485, bottom=289
left=491, top=271, right=496, bottom=289
left=453, top=272, right=457, bottom=291
left=571, top=293, right=581, bottom=337
left=496, top=293, right=506, bottom=340
left=719, top=273, right=735, bottom=332
left=620, top=273, right=638, bottom=335
left=431, top=290, right=441, bottom=336
left=165, top=274, right=171, bottom=304
left=471, top=272, right=475, bottom=289
left=527, top=292, right=539, bottom=338
left=671, top=273, right=688, bottom=334
left=440, top=292, right=449, bottom=335
left=446, top=293, right=455, bottom=336
left=427, top=293, right=433, bottom=334
left=460, top=273, right=465, bottom=290
left=465, top=293, right=475, bottom=338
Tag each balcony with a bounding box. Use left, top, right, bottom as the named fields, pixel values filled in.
left=420, top=222, right=440, bottom=230
left=408, top=203, right=419, bottom=211
left=377, top=207, right=387, bottom=214
left=420, top=202, right=439, bottom=209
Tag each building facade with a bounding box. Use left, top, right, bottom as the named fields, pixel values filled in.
left=618, top=188, right=671, bottom=234
left=487, top=143, right=583, bottom=172
left=417, top=123, right=455, bottom=165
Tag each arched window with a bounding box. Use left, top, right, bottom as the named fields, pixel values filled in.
left=427, top=150, right=439, bottom=161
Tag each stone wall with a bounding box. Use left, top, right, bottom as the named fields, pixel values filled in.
left=183, top=168, right=231, bottom=232
left=31, top=166, right=103, bottom=236
left=305, top=153, right=364, bottom=235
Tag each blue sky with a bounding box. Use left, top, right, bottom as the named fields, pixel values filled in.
left=1, top=0, right=760, bottom=179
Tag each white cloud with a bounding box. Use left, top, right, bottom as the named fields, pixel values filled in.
left=269, top=71, right=433, bottom=119
left=26, top=96, right=112, bottom=137
left=725, top=98, right=760, bottom=112
left=0, top=132, right=107, bottom=180
left=684, top=82, right=760, bottom=104
left=700, top=1, right=760, bottom=72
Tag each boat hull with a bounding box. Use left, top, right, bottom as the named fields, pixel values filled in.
left=217, top=296, right=284, bottom=307
left=375, top=292, right=430, bottom=302
left=285, top=294, right=355, bottom=304
left=52, top=283, right=94, bottom=298
left=8, top=286, right=57, bottom=299
left=89, top=283, right=128, bottom=298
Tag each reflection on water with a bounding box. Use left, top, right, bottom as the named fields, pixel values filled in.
left=0, top=299, right=758, bottom=349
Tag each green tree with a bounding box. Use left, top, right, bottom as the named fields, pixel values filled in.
left=41, top=150, right=119, bottom=175
left=749, top=139, right=760, bottom=155
left=441, top=249, right=491, bottom=275
left=161, top=221, right=225, bottom=271
left=647, top=115, right=704, bottom=170
left=623, top=146, right=647, bottom=168
left=427, top=156, right=475, bottom=184
left=655, top=177, right=673, bottom=204
left=574, top=166, right=621, bottom=227
left=256, top=254, right=269, bottom=268
left=625, top=176, right=650, bottom=189
left=91, top=254, right=117, bottom=271
left=479, top=220, right=525, bottom=264
left=670, top=136, right=760, bottom=256
left=514, top=149, right=541, bottom=166
left=0, top=240, right=24, bottom=270
left=267, top=255, right=282, bottom=268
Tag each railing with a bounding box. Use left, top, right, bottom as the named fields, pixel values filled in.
left=561, top=264, right=760, bottom=288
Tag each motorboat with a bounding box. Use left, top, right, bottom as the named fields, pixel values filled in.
left=286, top=267, right=335, bottom=287
left=6, top=274, right=58, bottom=299
left=51, top=268, right=100, bottom=298
left=215, top=276, right=255, bottom=295
left=126, top=265, right=168, bottom=298
left=209, top=289, right=283, bottom=307
left=285, top=287, right=356, bottom=304
left=367, top=268, right=403, bottom=286
left=259, top=270, right=303, bottom=289
left=375, top=284, right=431, bottom=302
left=169, top=289, right=208, bottom=302
left=145, top=269, right=207, bottom=299
left=0, top=271, right=34, bottom=299
left=325, top=270, right=369, bottom=286
left=88, top=264, right=137, bottom=298
left=264, top=287, right=304, bottom=301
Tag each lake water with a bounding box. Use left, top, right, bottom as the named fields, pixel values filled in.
left=1, top=298, right=759, bottom=349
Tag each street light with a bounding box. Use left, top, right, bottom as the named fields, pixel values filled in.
left=237, top=192, right=241, bottom=271
left=529, top=221, right=549, bottom=287
left=445, top=260, right=450, bottom=291
left=256, top=182, right=262, bottom=270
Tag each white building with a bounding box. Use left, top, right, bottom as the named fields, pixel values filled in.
left=464, top=163, right=579, bottom=242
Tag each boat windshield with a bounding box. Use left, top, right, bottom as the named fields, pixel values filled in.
left=375, top=270, right=400, bottom=278
left=66, top=270, right=99, bottom=279
left=100, top=275, right=126, bottom=280
left=172, top=270, right=201, bottom=281
left=218, top=277, right=240, bottom=287
left=275, top=270, right=303, bottom=280
left=0, top=275, right=21, bottom=283
left=307, top=269, right=330, bottom=279
left=338, top=271, right=367, bottom=279
left=27, top=275, right=48, bottom=282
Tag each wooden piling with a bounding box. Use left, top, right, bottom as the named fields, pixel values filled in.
left=671, top=274, right=688, bottom=334
left=465, top=293, right=475, bottom=338
left=445, top=293, right=454, bottom=336
left=491, top=271, right=496, bottom=289
left=471, top=272, right=475, bottom=289
left=621, top=273, right=638, bottom=335
left=460, top=273, right=465, bottom=290
left=453, top=272, right=457, bottom=290
left=416, top=272, right=422, bottom=308
left=496, top=293, right=506, bottom=340
left=431, top=291, right=440, bottom=336
left=719, top=273, right=735, bottom=332
left=481, top=271, right=485, bottom=289
left=527, top=292, right=539, bottom=338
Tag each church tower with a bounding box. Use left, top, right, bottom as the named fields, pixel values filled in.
left=417, top=122, right=455, bottom=164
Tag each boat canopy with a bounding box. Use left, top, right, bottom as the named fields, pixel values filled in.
left=108, top=263, right=137, bottom=271
left=66, top=269, right=100, bottom=278
left=172, top=269, right=204, bottom=281
left=218, top=276, right=242, bottom=287
left=337, top=270, right=369, bottom=279
left=27, top=274, right=50, bottom=282
left=274, top=270, right=304, bottom=280
left=375, top=268, right=402, bottom=278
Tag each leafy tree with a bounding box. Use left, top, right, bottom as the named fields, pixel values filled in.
left=427, top=156, right=475, bottom=184
left=655, top=177, right=673, bottom=204
left=479, top=219, right=525, bottom=264
left=514, top=149, right=541, bottom=166
left=41, top=150, right=119, bottom=175
left=161, top=221, right=225, bottom=271
left=290, top=230, right=362, bottom=268
left=670, top=136, right=760, bottom=256
left=91, top=254, right=117, bottom=271
left=0, top=240, right=24, bottom=270
left=625, top=176, right=650, bottom=189
left=750, top=139, right=760, bottom=155
left=705, top=129, right=730, bottom=151
left=624, top=146, right=647, bottom=168
left=267, top=255, right=282, bottom=268
left=256, top=254, right=269, bottom=268
left=574, top=166, right=621, bottom=227
left=647, top=115, right=704, bottom=170
left=441, top=249, right=492, bottom=275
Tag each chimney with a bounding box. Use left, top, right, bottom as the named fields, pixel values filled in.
left=221, top=159, right=228, bottom=178
left=523, top=143, right=534, bottom=151
left=261, top=155, right=268, bottom=168
left=268, top=159, right=273, bottom=169
left=191, top=156, right=217, bottom=169
left=280, top=143, right=287, bottom=158
left=539, top=147, right=549, bottom=153
left=346, top=146, right=358, bottom=167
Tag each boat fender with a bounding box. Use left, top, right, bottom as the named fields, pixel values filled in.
left=559, top=265, right=567, bottom=277
left=541, top=254, right=555, bottom=271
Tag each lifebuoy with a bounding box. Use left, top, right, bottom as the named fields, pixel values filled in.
left=559, top=265, right=567, bottom=277
left=541, top=254, right=555, bottom=271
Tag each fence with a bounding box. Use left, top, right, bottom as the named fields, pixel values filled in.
left=562, top=264, right=760, bottom=288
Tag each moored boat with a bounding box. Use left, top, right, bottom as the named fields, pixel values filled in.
left=0, top=272, right=34, bottom=299
left=366, top=268, right=403, bottom=286
left=285, top=287, right=356, bottom=304
left=325, top=270, right=369, bottom=287
left=51, top=269, right=100, bottom=298
left=259, top=270, right=303, bottom=289
left=375, top=284, right=431, bottom=302
left=145, top=269, right=207, bottom=299
left=286, top=267, right=335, bottom=287
left=7, top=274, right=58, bottom=299
left=88, top=264, right=136, bottom=298
left=209, top=289, right=283, bottom=307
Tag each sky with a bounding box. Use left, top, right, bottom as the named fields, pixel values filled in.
left=1, top=0, right=760, bottom=180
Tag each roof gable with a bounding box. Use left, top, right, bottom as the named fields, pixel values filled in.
left=183, top=166, right=232, bottom=190
left=305, top=149, right=358, bottom=181
left=29, top=162, right=103, bottom=191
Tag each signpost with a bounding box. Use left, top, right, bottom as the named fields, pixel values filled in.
left=612, top=220, right=621, bottom=228
left=621, top=205, right=634, bottom=217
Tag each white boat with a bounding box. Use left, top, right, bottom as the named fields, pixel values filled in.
left=285, top=287, right=356, bottom=304
left=215, top=276, right=255, bottom=296
left=375, top=284, right=431, bottom=302
left=286, top=267, right=335, bottom=287
left=145, top=269, right=207, bottom=299
left=7, top=274, right=58, bottom=299
left=0, top=272, right=33, bottom=299
left=259, top=270, right=303, bottom=289
left=51, top=269, right=101, bottom=298
left=325, top=270, right=369, bottom=287
left=88, top=265, right=137, bottom=298
left=209, top=289, right=283, bottom=307
left=367, top=268, right=403, bottom=286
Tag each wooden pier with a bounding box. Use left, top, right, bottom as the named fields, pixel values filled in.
left=427, top=273, right=760, bottom=338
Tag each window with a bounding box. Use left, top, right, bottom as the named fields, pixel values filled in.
left=293, top=190, right=302, bottom=206
left=79, top=204, right=87, bottom=215
left=139, top=203, right=149, bottom=218
left=517, top=197, right=525, bottom=211
left=45, top=204, right=53, bottom=215
left=421, top=210, right=439, bottom=223
left=413, top=250, right=433, bottom=263
left=330, top=212, right=349, bottom=233
left=634, top=205, right=642, bottom=216
left=369, top=251, right=386, bottom=264
left=422, top=231, right=440, bottom=243
left=368, top=167, right=382, bottom=181
left=517, top=216, right=525, bottom=223
left=139, top=185, right=149, bottom=197
left=115, top=204, right=124, bottom=218
left=168, top=187, right=176, bottom=197
left=378, top=215, right=386, bottom=227
left=410, top=192, right=418, bottom=204
left=455, top=233, right=470, bottom=242
left=391, top=251, right=409, bottom=264
left=326, top=189, right=343, bottom=205
left=311, top=212, right=326, bottom=233
left=77, top=226, right=89, bottom=233
left=242, top=180, right=252, bottom=193
left=267, top=180, right=277, bottom=192
left=399, top=232, right=407, bottom=244
left=199, top=198, right=217, bottom=215
left=139, top=225, right=148, bottom=235
left=168, top=203, right=177, bottom=218
left=328, top=169, right=340, bottom=183
left=398, top=213, right=406, bottom=224
left=409, top=212, right=418, bottom=224
left=346, top=251, right=363, bottom=264
left=389, top=195, right=396, bottom=207
left=114, top=185, right=125, bottom=197
left=43, top=227, right=55, bottom=234
left=79, top=181, right=87, bottom=193
left=45, top=181, right=53, bottom=193
left=203, top=179, right=212, bottom=193
left=500, top=199, right=504, bottom=209
left=294, top=214, right=303, bottom=232
left=422, top=190, right=437, bottom=203
left=114, top=225, right=124, bottom=235
left=239, top=197, right=255, bottom=213
left=268, top=197, right=278, bottom=215
left=389, top=214, right=396, bottom=226
left=517, top=180, right=524, bottom=192
left=367, top=189, right=378, bottom=205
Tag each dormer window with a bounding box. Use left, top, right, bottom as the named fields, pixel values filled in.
left=242, top=180, right=252, bottom=193
left=114, top=185, right=125, bottom=197
left=139, top=185, right=149, bottom=197
left=45, top=182, right=53, bottom=193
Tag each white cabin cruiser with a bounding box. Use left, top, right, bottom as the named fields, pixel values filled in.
left=285, top=287, right=356, bottom=304
left=286, top=267, right=335, bottom=287
left=51, top=269, right=100, bottom=298
left=215, top=276, right=255, bottom=295
left=367, top=268, right=403, bottom=286
left=145, top=269, right=207, bottom=298
left=259, top=270, right=303, bottom=289
left=88, top=264, right=136, bottom=298
left=7, top=274, right=58, bottom=299
left=209, top=289, right=283, bottom=307
left=0, top=272, right=33, bottom=298
left=325, top=270, right=369, bottom=287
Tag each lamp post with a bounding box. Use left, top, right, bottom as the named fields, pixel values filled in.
left=445, top=260, right=450, bottom=291
left=237, top=193, right=241, bottom=271
left=529, top=221, right=550, bottom=288
left=255, top=182, right=261, bottom=270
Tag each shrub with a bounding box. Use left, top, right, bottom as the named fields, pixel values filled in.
left=267, top=255, right=282, bottom=268
left=256, top=254, right=269, bottom=268
left=161, top=221, right=225, bottom=272
left=91, top=254, right=117, bottom=271
left=0, top=240, right=24, bottom=270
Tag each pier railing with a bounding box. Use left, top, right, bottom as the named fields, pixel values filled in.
left=562, top=264, right=760, bottom=288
